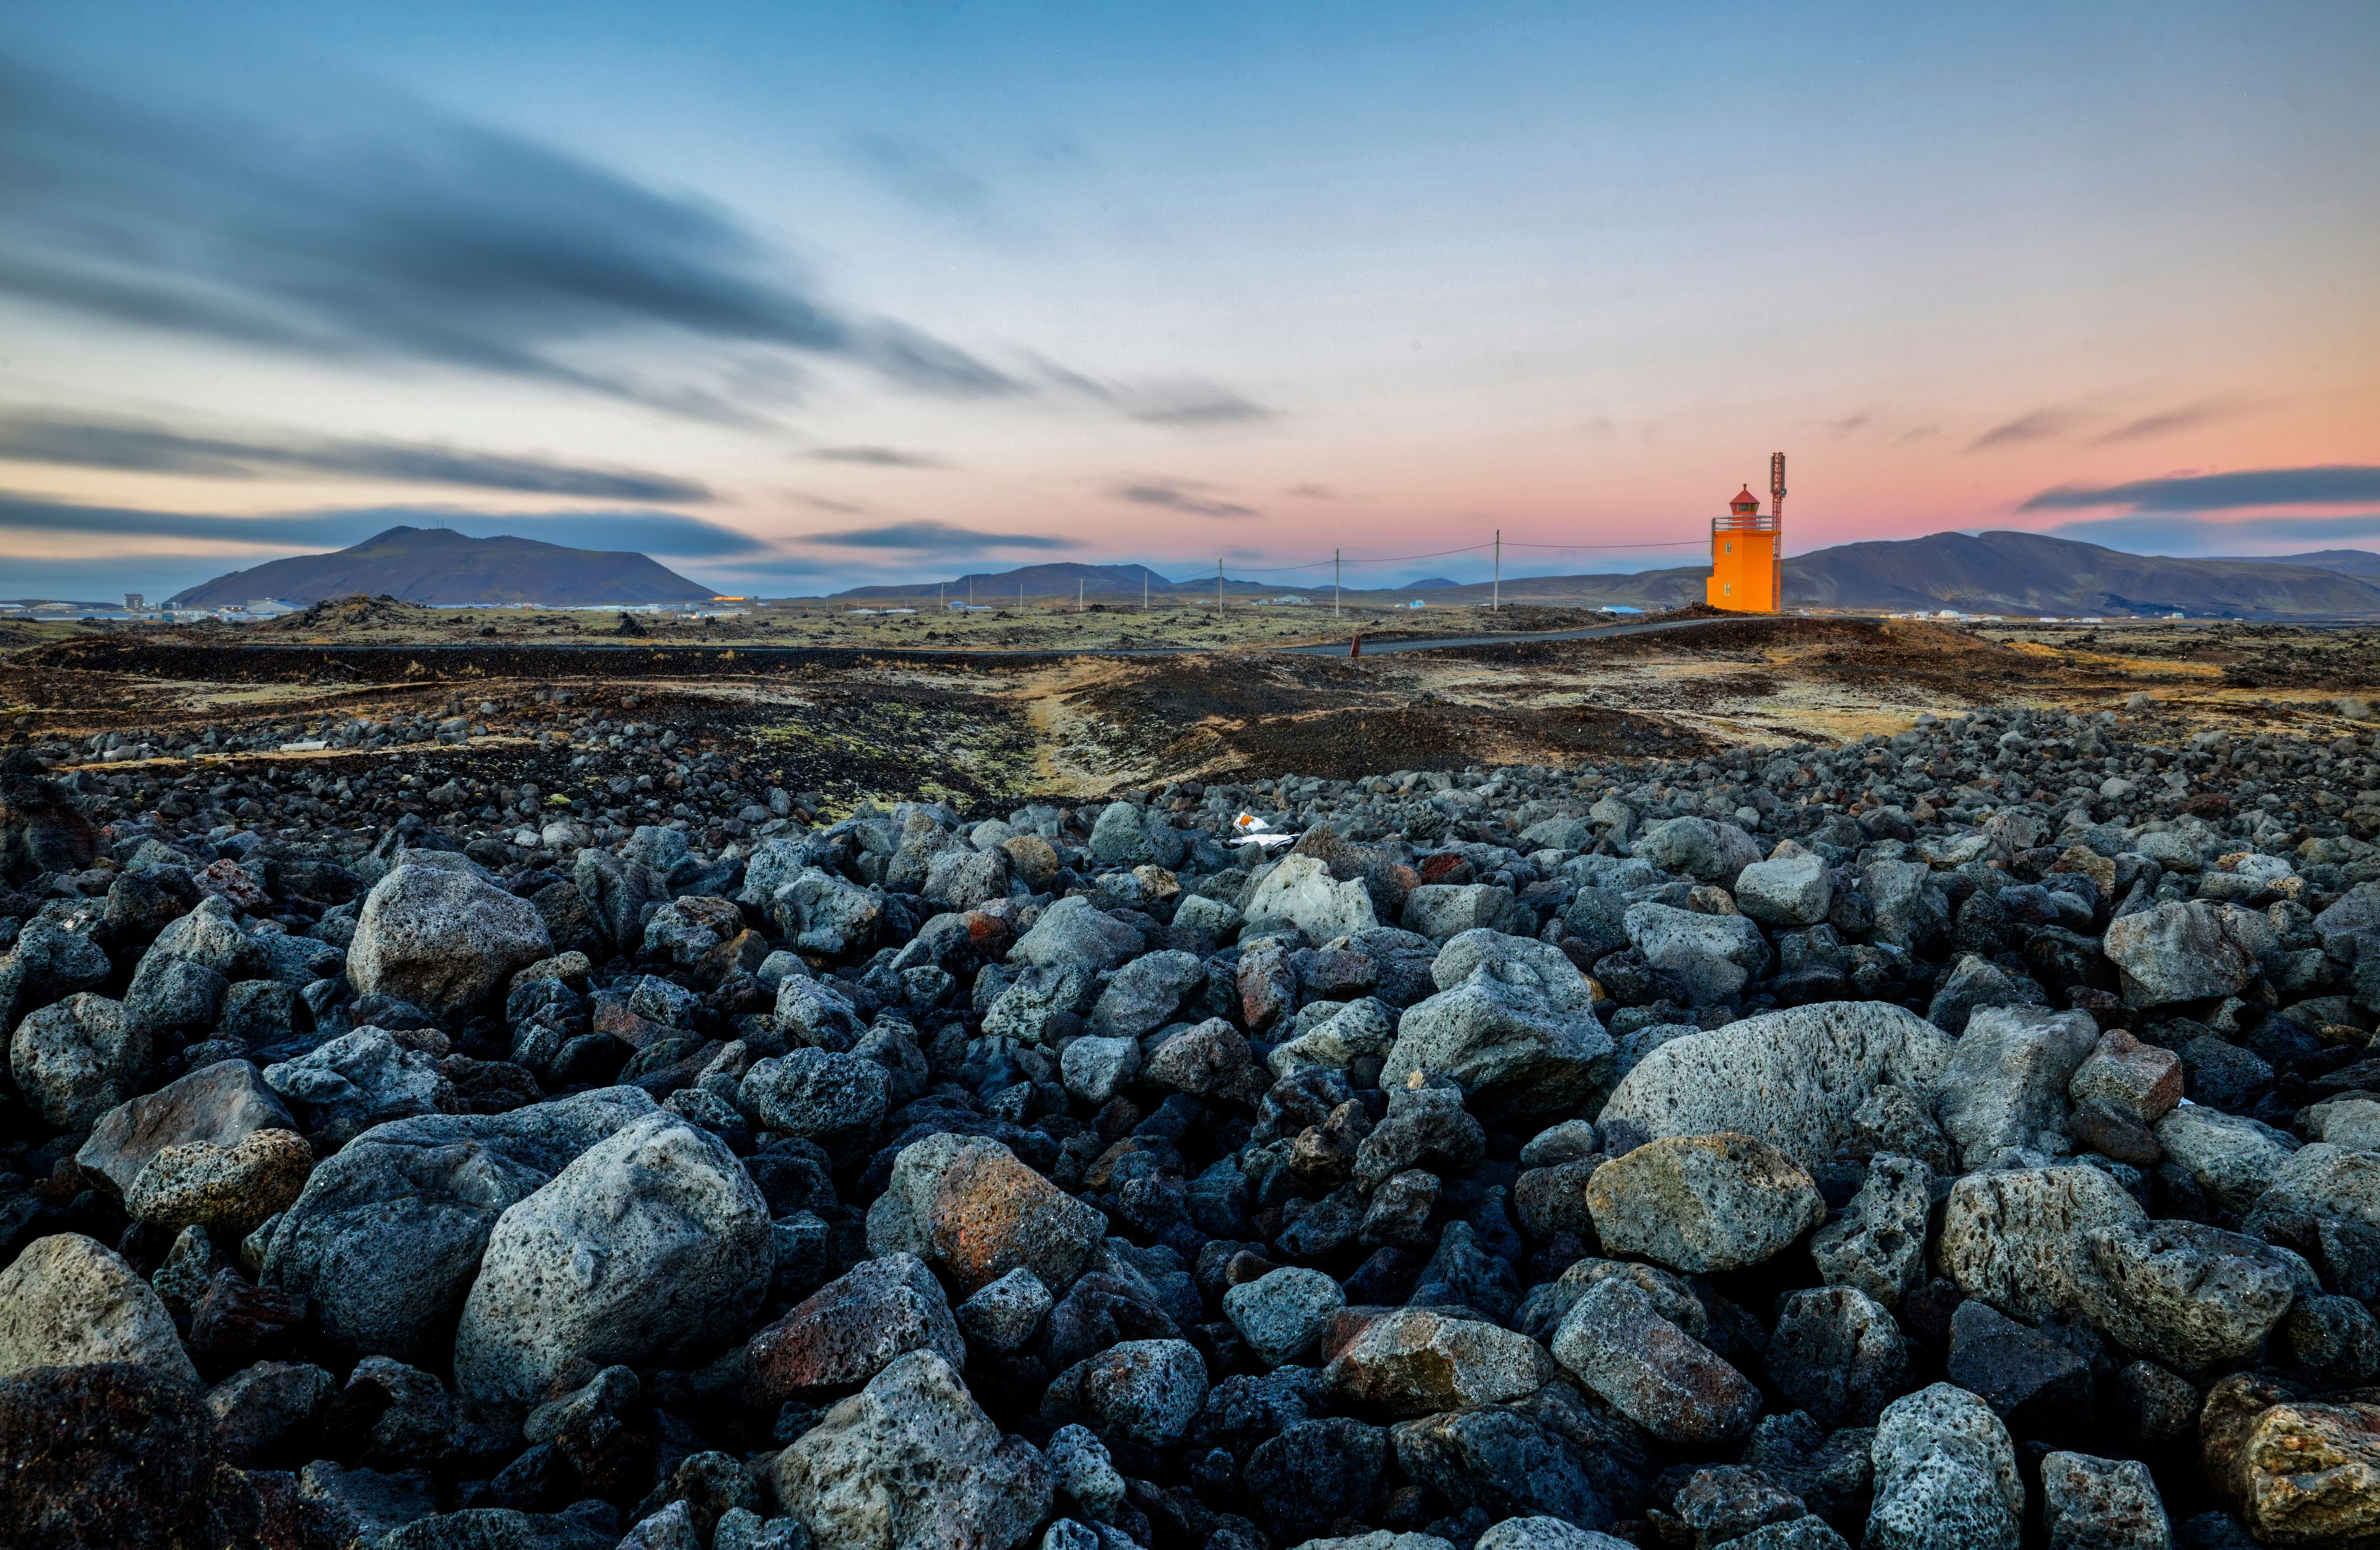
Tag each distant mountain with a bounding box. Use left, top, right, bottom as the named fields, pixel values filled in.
left=2215, top=548, right=2380, bottom=578
left=1382, top=531, right=2380, bottom=617
left=834, top=561, right=1186, bottom=601
left=168, top=526, right=719, bottom=607
left=814, top=532, right=2380, bottom=618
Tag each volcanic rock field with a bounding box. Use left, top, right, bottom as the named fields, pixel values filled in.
left=5, top=682, right=2380, bottom=1549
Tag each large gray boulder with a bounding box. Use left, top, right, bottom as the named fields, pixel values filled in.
left=1326, top=1308, right=1553, bottom=1417
left=1597, top=1002, right=1954, bottom=1169
left=1937, top=1166, right=2297, bottom=1371
left=2038, top=1452, right=2171, bottom=1550
left=765, top=868, right=884, bottom=959
left=2100, top=901, right=2255, bottom=1006
left=77, top=1059, right=295, bottom=1195
left=146, top=894, right=265, bottom=977
left=1810, top=1153, right=1933, bottom=1310
left=455, top=1111, right=774, bottom=1401
left=744, top=1253, right=966, bottom=1402
left=0, top=1232, right=199, bottom=1386
left=1623, top=904, right=1770, bottom=1005
left=9, top=992, right=147, bottom=1129
left=1934, top=1006, right=2100, bottom=1170
left=263, top=1026, right=452, bottom=1144
left=771, top=1349, right=1051, bottom=1550
left=2244, top=1143, right=2380, bottom=1298
left=1088, top=950, right=1207, bottom=1039
left=573, top=848, right=668, bottom=958
left=1089, top=801, right=1183, bottom=870
left=739, top=1049, right=889, bottom=1138
left=1585, top=1132, right=1826, bottom=1274
left=1864, top=1385, right=2022, bottom=1550
left=1631, top=817, right=1761, bottom=887
left=1382, top=937, right=1612, bottom=1122
left=1246, top=855, right=1378, bottom=941
left=1733, top=846, right=1831, bottom=928
left=866, top=1134, right=1103, bottom=1293
left=2155, top=1105, right=2298, bottom=1217
left=1400, top=884, right=1531, bottom=943
left=263, top=1088, right=658, bottom=1361
left=350, top=863, right=553, bottom=1016
left=1549, top=1277, right=1761, bottom=1445
left=1008, top=897, right=1142, bottom=972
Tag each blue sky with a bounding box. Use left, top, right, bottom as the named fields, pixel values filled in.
left=1, top=1, right=2374, bottom=599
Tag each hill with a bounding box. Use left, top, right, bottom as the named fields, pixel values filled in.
left=2218, top=548, right=2380, bottom=578
left=830, top=532, right=2380, bottom=618
left=833, top=561, right=1188, bottom=601
left=167, top=526, right=719, bottom=607
left=1396, top=532, right=2380, bottom=616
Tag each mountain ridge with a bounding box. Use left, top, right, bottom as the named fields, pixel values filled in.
left=169, top=526, right=719, bottom=607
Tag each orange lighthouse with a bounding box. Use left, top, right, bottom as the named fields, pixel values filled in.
left=1705, top=455, right=1784, bottom=612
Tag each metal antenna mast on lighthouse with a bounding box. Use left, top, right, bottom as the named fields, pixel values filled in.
left=1770, top=452, right=1786, bottom=520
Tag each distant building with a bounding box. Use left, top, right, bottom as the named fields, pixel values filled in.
left=124, top=592, right=145, bottom=611
left=244, top=598, right=302, bottom=618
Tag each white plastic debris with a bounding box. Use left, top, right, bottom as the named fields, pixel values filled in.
left=277, top=739, right=328, bottom=753
left=1230, top=812, right=1296, bottom=848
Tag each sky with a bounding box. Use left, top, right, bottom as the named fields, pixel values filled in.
left=1, top=1, right=2375, bottom=601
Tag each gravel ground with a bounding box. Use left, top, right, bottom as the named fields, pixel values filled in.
left=4, top=700, right=2380, bottom=1549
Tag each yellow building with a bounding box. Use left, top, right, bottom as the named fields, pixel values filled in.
left=1706, top=483, right=1780, bottom=612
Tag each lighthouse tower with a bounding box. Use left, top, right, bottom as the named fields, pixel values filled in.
left=1705, top=462, right=1782, bottom=612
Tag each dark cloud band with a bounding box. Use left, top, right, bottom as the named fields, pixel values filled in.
left=0, top=410, right=710, bottom=503
left=2021, top=465, right=2380, bottom=513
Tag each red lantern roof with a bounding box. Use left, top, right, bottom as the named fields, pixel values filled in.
left=1729, top=485, right=1760, bottom=513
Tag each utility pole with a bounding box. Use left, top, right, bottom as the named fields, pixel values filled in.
left=1078, top=578, right=1083, bottom=611
left=1334, top=548, right=1341, bottom=618
left=1493, top=530, right=1501, bottom=613
left=1217, top=558, right=1223, bottom=614
left=1143, top=570, right=1148, bottom=610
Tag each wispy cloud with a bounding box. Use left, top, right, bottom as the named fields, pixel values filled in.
left=803, top=519, right=1078, bottom=553
left=0, top=492, right=769, bottom=557
left=2020, top=464, right=2380, bottom=513
left=1968, top=407, right=2091, bottom=450
left=0, top=54, right=1020, bottom=422
left=2093, top=398, right=2255, bottom=445
left=845, top=133, right=998, bottom=227
left=791, top=493, right=871, bottom=516
left=0, top=408, right=711, bottom=502
left=1825, top=413, right=1872, bottom=437
left=808, top=444, right=951, bottom=469
left=1111, top=478, right=1262, bottom=519
left=1284, top=483, right=1338, bottom=500
left=1035, top=361, right=1276, bottom=426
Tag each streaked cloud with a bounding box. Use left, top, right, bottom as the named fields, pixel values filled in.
left=1968, top=407, right=2091, bottom=450
left=2021, top=465, right=2380, bottom=513
left=0, top=54, right=1020, bottom=421
left=2093, top=398, right=2256, bottom=444
left=808, top=445, right=951, bottom=469
left=0, top=408, right=711, bottom=502
left=1111, top=479, right=1261, bottom=520
left=803, top=519, right=1079, bottom=552
left=1035, top=361, right=1276, bottom=426
left=0, top=492, right=769, bottom=557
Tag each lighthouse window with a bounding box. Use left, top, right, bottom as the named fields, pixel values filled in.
left=1724, top=542, right=1732, bottom=553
